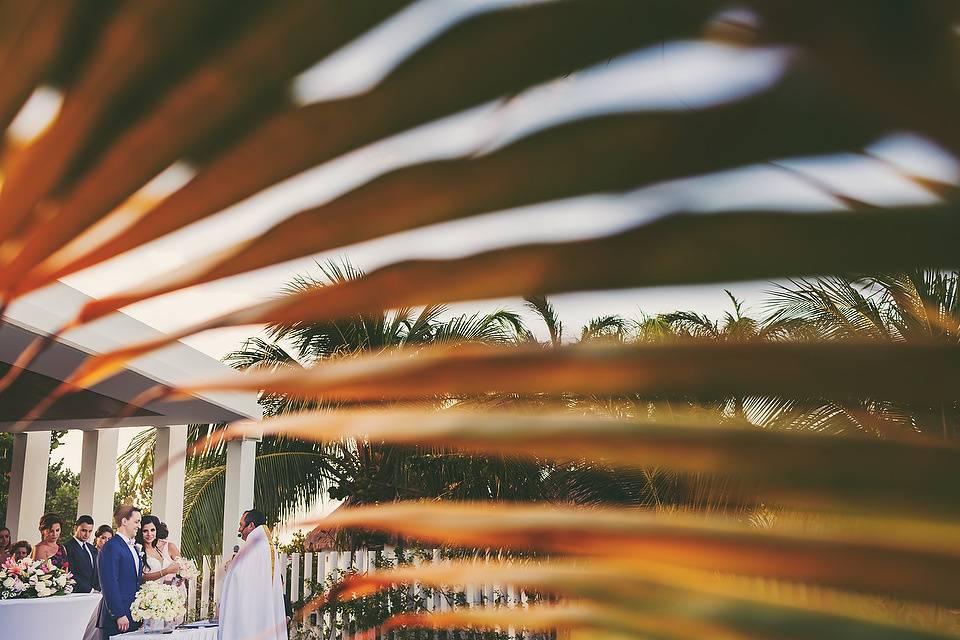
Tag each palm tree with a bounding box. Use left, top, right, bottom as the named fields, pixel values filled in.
left=513, top=296, right=745, bottom=513
left=6, top=4, right=960, bottom=635
left=122, top=261, right=542, bottom=555
left=760, top=270, right=960, bottom=439
left=661, top=290, right=811, bottom=343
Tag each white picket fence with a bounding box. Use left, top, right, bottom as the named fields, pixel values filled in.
left=184, top=549, right=537, bottom=632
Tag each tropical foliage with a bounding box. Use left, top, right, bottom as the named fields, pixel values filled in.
left=119, top=262, right=544, bottom=555
left=760, top=271, right=960, bottom=438
left=3, top=2, right=960, bottom=639
left=0, top=431, right=78, bottom=526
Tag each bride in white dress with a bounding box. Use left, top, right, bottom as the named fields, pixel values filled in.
left=140, top=516, right=180, bottom=583
left=139, top=516, right=186, bottom=625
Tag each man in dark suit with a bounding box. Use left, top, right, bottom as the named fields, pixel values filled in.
left=64, top=515, right=99, bottom=593
left=98, top=505, right=143, bottom=635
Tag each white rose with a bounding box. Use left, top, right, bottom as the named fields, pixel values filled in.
left=3, top=577, right=13, bottom=588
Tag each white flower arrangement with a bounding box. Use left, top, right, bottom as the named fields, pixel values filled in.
left=175, top=557, right=200, bottom=581
left=130, top=581, right=186, bottom=622
left=0, top=557, right=74, bottom=599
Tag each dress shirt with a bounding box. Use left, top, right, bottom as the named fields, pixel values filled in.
left=116, top=531, right=140, bottom=573
left=73, top=536, right=94, bottom=566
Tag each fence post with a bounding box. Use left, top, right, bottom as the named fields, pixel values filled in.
left=187, top=568, right=197, bottom=621
left=315, top=551, right=327, bottom=629
left=279, top=552, right=288, bottom=604
left=290, top=551, right=301, bottom=606
left=199, top=556, right=211, bottom=620
left=303, top=551, right=314, bottom=626
left=212, top=554, right=223, bottom=605
left=483, top=550, right=495, bottom=608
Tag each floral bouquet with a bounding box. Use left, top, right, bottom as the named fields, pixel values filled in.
left=0, top=556, right=74, bottom=599
left=130, top=581, right=186, bottom=624
left=175, top=557, right=199, bottom=581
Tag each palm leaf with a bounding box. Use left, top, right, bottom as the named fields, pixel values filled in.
left=66, top=71, right=884, bottom=325
left=0, top=0, right=77, bottom=137
left=63, top=206, right=960, bottom=385
left=332, top=561, right=959, bottom=640
left=165, top=342, right=960, bottom=407
left=217, top=408, right=960, bottom=514
left=0, top=0, right=248, bottom=253
left=11, top=0, right=719, bottom=301
left=7, top=1, right=412, bottom=294
left=306, top=502, right=960, bottom=607
left=2, top=5, right=959, bottom=637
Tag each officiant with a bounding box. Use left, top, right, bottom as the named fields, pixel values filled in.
left=218, top=509, right=287, bottom=640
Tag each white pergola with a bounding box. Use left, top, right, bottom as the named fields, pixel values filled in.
left=2, top=281, right=261, bottom=556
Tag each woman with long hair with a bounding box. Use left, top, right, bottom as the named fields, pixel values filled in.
left=136, top=515, right=180, bottom=583
left=33, top=513, right=69, bottom=569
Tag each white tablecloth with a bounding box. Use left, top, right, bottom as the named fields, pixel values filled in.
left=0, top=593, right=102, bottom=639
left=112, top=625, right=218, bottom=640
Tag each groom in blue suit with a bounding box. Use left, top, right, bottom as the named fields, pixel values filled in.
left=98, top=505, right=143, bottom=635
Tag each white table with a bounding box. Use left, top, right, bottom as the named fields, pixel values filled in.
left=112, top=624, right=218, bottom=640
left=0, top=593, right=102, bottom=640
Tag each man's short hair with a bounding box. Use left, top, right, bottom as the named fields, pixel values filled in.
left=0, top=527, right=9, bottom=534
left=114, top=505, right=141, bottom=527
left=242, top=509, right=267, bottom=529
left=75, top=515, right=95, bottom=527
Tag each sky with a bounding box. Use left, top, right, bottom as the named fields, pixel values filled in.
left=33, top=0, right=959, bottom=530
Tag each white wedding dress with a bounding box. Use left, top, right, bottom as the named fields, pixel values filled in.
left=144, top=541, right=186, bottom=626
left=144, top=541, right=175, bottom=579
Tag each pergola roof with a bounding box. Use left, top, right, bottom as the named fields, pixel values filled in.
left=0, top=281, right=260, bottom=431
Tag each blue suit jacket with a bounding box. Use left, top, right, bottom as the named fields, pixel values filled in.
left=97, top=535, right=141, bottom=631
left=64, top=537, right=99, bottom=593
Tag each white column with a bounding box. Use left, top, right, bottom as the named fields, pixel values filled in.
left=6, top=431, right=51, bottom=541
left=77, top=429, right=119, bottom=528
left=152, top=425, right=187, bottom=546
left=221, top=437, right=257, bottom=555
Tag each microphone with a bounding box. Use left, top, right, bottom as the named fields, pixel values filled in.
left=232, top=545, right=240, bottom=555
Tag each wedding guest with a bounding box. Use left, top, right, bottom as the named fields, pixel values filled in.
left=65, top=515, right=99, bottom=593
left=33, top=512, right=69, bottom=568
left=98, top=505, right=143, bottom=635
left=11, top=540, right=32, bottom=561
left=94, top=525, right=114, bottom=550
left=0, top=526, right=10, bottom=564
left=137, top=515, right=179, bottom=583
